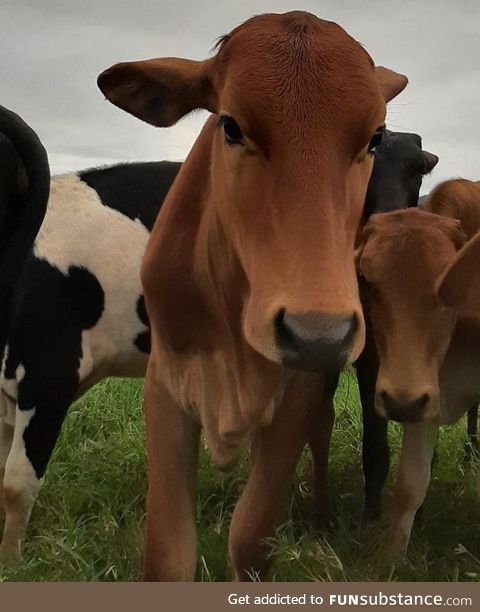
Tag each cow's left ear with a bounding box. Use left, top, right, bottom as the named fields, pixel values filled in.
left=98, top=57, right=217, bottom=127
left=437, top=232, right=480, bottom=316
left=375, top=66, right=408, bottom=102
left=423, top=150, right=439, bottom=174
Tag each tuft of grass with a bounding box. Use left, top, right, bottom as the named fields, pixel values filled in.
left=1, top=371, right=479, bottom=581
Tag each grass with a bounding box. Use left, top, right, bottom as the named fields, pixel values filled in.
left=0, top=370, right=479, bottom=581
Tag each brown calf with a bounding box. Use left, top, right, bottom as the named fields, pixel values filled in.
left=425, top=179, right=480, bottom=449
left=358, top=179, right=480, bottom=556
left=98, top=11, right=407, bottom=580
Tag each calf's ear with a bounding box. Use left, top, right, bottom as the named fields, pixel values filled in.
left=97, top=58, right=217, bottom=127
left=375, top=66, right=408, bottom=102
left=437, top=232, right=480, bottom=316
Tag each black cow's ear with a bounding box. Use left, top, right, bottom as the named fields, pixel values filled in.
left=423, top=150, right=439, bottom=174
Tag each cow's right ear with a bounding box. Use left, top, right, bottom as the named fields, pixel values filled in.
left=98, top=58, right=217, bottom=127
left=437, top=232, right=480, bottom=316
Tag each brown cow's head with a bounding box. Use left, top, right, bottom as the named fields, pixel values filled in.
left=358, top=209, right=466, bottom=423
left=98, top=12, right=407, bottom=372
left=423, top=179, right=480, bottom=241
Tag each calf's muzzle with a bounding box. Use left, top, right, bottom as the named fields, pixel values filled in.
left=377, top=390, right=431, bottom=423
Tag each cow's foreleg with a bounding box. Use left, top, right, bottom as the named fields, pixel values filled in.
left=0, top=407, right=41, bottom=564
left=355, top=336, right=389, bottom=521
left=0, top=417, right=14, bottom=513
left=143, top=355, right=199, bottom=581
left=390, top=422, right=438, bottom=558
left=229, top=374, right=324, bottom=581
left=308, top=373, right=336, bottom=530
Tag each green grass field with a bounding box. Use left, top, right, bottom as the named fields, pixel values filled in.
left=1, top=371, right=479, bottom=582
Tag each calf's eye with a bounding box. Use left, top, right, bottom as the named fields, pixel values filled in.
left=368, top=126, right=385, bottom=154
left=219, top=116, right=244, bottom=146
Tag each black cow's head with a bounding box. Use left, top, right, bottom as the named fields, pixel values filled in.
left=365, top=129, right=438, bottom=217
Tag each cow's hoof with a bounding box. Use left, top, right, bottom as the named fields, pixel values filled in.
left=0, top=542, right=21, bottom=567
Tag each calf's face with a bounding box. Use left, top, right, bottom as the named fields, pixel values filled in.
left=358, top=210, right=465, bottom=422
left=98, top=12, right=408, bottom=372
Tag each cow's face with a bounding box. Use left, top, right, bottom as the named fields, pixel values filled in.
left=359, top=209, right=465, bottom=423
left=98, top=11, right=408, bottom=372
left=364, top=130, right=438, bottom=217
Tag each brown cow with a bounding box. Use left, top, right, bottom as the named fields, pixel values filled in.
left=358, top=181, right=480, bottom=557
left=424, top=179, right=480, bottom=448
left=98, top=11, right=407, bottom=580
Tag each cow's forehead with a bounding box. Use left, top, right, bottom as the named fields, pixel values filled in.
left=212, top=13, right=381, bottom=153
left=214, top=11, right=376, bottom=102
left=367, top=211, right=450, bottom=246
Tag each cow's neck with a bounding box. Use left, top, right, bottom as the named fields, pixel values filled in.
left=439, top=318, right=480, bottom=423
left=149, top=118, right=288, bottom=464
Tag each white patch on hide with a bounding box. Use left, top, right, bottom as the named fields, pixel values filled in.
left=33, top=174, right=150, bottom=382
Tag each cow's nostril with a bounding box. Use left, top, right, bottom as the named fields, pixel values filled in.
left=274, top=307, right=291, bottom=345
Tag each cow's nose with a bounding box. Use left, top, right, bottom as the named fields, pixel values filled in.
left=379, top=390, right=429, bottom=423
left=275, top=309, right=358, bottom=371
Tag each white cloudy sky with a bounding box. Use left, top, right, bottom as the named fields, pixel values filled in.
left=2, top=0, right=479, bottom=193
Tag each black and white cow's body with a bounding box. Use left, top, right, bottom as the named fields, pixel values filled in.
left=0, top=131, right=437, bottom=562
left=0, top=161, right=180, bottom=561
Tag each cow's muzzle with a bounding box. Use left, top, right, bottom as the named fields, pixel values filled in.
left=377, top=390, right=431, bottom=423
left=274, top=310, right=359, bottom=372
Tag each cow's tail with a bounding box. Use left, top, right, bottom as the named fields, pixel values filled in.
left=0, top=104, right=50, bottom=251
left=0, top=105, right=50, bottom=354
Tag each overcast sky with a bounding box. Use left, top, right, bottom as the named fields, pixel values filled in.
left=2, top=0, right=479, bottom=193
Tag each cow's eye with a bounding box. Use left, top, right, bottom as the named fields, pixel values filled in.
left=368, top=126, right=385, bottom=154
left=219, top=116, right=244, bottom=146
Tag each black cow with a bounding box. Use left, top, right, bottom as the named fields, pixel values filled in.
left=0, top=131, right=437, bottom=562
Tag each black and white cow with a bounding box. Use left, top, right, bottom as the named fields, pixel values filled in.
left=0, top=131, right=436, bottom=562
left=0, top=161, right=178, bottom=562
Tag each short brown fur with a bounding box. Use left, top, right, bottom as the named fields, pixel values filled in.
left=99, top=11, right=408, bottom=580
